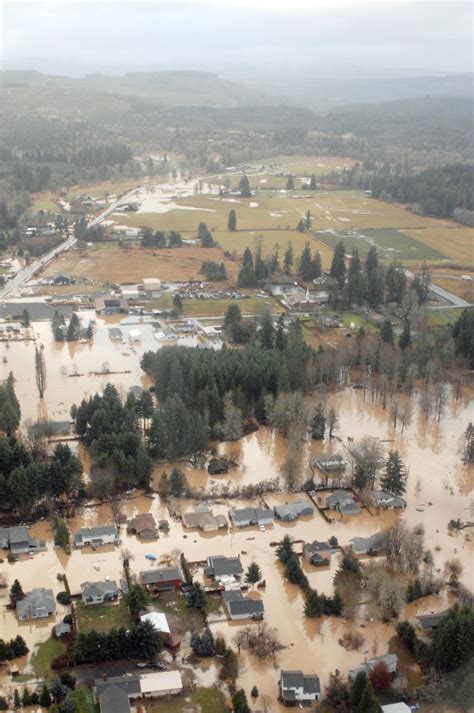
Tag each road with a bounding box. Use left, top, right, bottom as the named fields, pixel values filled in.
left=0, top=187, right=140, bottom=301
left=403, top=268, right=472, bottom=308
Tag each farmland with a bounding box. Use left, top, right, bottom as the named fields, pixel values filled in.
left=314, top=227, right=447, bottom=261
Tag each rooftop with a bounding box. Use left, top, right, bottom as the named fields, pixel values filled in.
left=141, top=566, right=182, bottom=584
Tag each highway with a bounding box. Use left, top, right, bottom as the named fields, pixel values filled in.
left=0, top=187, right=140, bottom=301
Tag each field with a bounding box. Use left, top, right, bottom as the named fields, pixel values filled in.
left=41, top=244, right=241, bottom=285
left=75, top=599, right=131, bottom=634
left=314, top=227, right=447, bottom=260
left=29, top=196, right=59, bottom=213
left=67, top=177, right=162, bottom=201
left=404, top=227, right=474, bottom=264
left=246, top=154, right=355, bottom=175
left=214, top=229, right=334, bottom=266
left=430, top=276, right=473, bottom=302
left=31, top=638, right=66, bottom=678
left=182, top=295, right=282, bottom=317
left=146, top=687, right=227, bottom=713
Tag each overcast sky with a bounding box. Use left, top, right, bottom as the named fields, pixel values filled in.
left=1, top=0, right=472, bottom=78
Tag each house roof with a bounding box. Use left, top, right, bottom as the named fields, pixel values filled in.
left=371, top=490, right=406, bottom=508
left=16, top=588, right=55, bottom=618
left=274, top=500, right=314, bottom=520
left=139, top=671, right=182, bottom=695
left=348, top=653, right=398, bottom=679
left=207, top=556, right=243, bottom=578
left=128, top=513, right=157, bottom=535
left=81, top=580, right=118, bottom=598
left=381, top=704, right=411, bottom=713
left=229, top=507, right=274, bottom=524
left=141, top=566, right=182, bottom=584
left=304, top=540, right=331, bottom=555
left=221, top=590, right=264, bottom=618
left=140, top=611, right=171, bottom=635
left=95, top=676, right=141, bottom=699
left=327, top=490, right=361, bottom=513
left=281, top=670, right=321, bottom=695
left=312, top=455, right=346, bottom=471
left=74, top=525, right=117, bottom=543
left=416, top=611, right=449, bottom=630
left=5, top=526, right=30, bottom=544
left=54, top=622, right=71, bottom=636
left=349, top=532, right=385, bottom=554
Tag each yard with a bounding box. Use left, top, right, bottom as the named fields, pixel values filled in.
left=145, top=687, right=227, bottom=713
left=31, top=638, right=66, bottom=679
left=182, top=295, right=283, bottom=318
left=153, top=592, right=205, bottom=631
left=75, top=599, right=131, bottom=634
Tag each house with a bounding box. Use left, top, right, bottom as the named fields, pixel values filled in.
left=204, top=555, right=243, bottom=582
left=53, top=273, right=71, bottom=286
left=182, top=506, right=227, bottom=532
left=207, top=457, right=228, bottom=475
left=121, top=286, right=139, bottom=300
left=142, top=278, right=162, bottom=297
left=221, top=590, right=264, bottom=620
left=0, top=525, right=45, bottom=554
left=280, top=670, right=321, bottom=706
left=140, top=566, right=182, bottom=595
left=350, top=532, right=385, bottom=556
left=326, top=490, right=361, bottom=515
left=16, top=588, right=56, bottom=621
left=54, top=622, right=71, bottom=638
left=348, top=653, right=398, bottom=680
left=81, top=580, right=119, bottom=605
left=108, top=327, right=123, bottom=340
left=381, top=704, right=411, bottom=713
left=229, top=507, right=274, bottom=528
left=370, top=490, right=406, bottom=510
left=274, top=500, right=314, bottom=522
left=303, top=540, right=332, bottom=566
left=415, top=611, right=449, bottom=632
left=312, top=455, right=346, bottom=472
left=94, top=297, right=128, bottom=315
left=94, top=672, right=183, bottom=713
left=140, top=612, right=181, bottom=648
left=127, top=513, right=158, bottom=540
left=74, top=525, right=118, bottom=548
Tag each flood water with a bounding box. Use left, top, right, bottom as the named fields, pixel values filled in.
left=0, top=339, right=472, bottom=708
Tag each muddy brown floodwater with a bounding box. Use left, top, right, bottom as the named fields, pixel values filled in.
left=0, top=342, right=472, bottom=709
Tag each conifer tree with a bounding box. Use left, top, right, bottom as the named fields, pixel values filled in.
left=380, top=450, right=407, bottom=496
left=227, top=209, right=237, bottom=231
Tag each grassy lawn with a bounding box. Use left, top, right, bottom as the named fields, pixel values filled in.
left=340, top=312, right=377, bottom=333
left=182, top=295, right=282, bottom=318
left=314, top=227, right=446, bottom=261
left=75, top=599, right=131, bottom=634
left=31, top=638, right=66, bottom=679
left=146, top=687, right=227, bottom=713
left=428, top=308, right=464, bottom=327
left=154, top=592, right=204, bottom=631
left=30, top=197, right=59, bottom=213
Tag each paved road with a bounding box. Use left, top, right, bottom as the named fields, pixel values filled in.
left=0, top=188, right=140, bottom=301
left=404, top=268, right=472, bottom=308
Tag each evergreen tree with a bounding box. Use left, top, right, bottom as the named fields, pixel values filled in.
left=296, top=218, right=305, bottom=232
left=232, top=689, right=251, bottom=713
left=350, top=672, right=381, bottom=713
left=453, top=309, right=474, bottom=368
left=187, top=582, right=207, bottom=611
left=385, top=262, right=406, bottom=304
left=126, top=584, right=149, bottom=621
left=330, top=240, right=346, bottom=288
left=432, top=606, right=474, bottom=672
left=221, top=648, right=239, bottom=681
left=10, top=579, right=24, bottom=605
left=173, top=293, right=183, bottom=314
left=66, top=313, right=80, bottom=341
left=13, top=689, right=21, bottom=709
left=304, top=589, right=323, bottom=617
left=365, top=247, right=383, bottom=307
left=238, top=248, right=257, bottom=287
left=399, top=321, right=411, bottom=350
left=227, top=209, right=237, bottom=231
left=275, top=314, right=287, bottom=351
left=309, top=174, right=317, bottom=190
left=169, top=467, right=188, bottom=497
left=245, top=562, right=262, bottom=587
left=380, top=450, right=407, bottom=496
left=198, top=222, right=214, bottom=247
left=311, top=404, right=326, bottom=439
left=250, top=685, right=258, bottom=698
left=40, top=684, right=52, bottom=708
left=380, top=320, right=394, bottom=344
left=346, top=247, right=365, bottom=304
left=286, top=175, right=295, bottom=190
left=239, top=175, right=251, bottom=198
left=276, top=534, right=295, bottom=564
left=259, top=311, right=274, bottom=349
left=312, top=250, right=322, bottom=279
left=21, top=309, right=30, bottom=328
left=304, top=209, right=312, bottom=231
left=337, top=549, right=361, bottom=576
left=283, top=242, right=294, bottom=274
left=21, top=688, right=31, bottom=706
left=221, top=392, right=243, bottom=441
left=463, top=423, right=474, bottom=464
left=299, top=242, right=313, bottom=281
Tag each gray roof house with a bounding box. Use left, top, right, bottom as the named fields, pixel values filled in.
left=182, top=507, right=227, bottom=532
left=303, top=540, right=332, bottom=566
left=229, top=507, right=274, bottom=528
left=415, top=611, right=449, bottom=632
left=348, top=653, right=398, bottom=680
left=16, top=588, right=56, bottom=621
left=140, top=566, right=182, bottom=593
left=94, top=672, right=183, bottom=713
left=74, top=525, right=119, bottom=548
left=349, top=532, right=385, bottom=556
left=326, top=490, right=361, bottom=515
left=370, top=490, right=406, bottom=510
left=204, top=555, right=243, bottom=581
left=81, top=580, right=119, bottom=605
left=54, top=622, right=71, bottom=638
left=280, top=670, right=321, bottom=706
left=221, top=590, right=264, bottom=620
left=274, top=500, right=314, bottom=522
left=0, top=525, right=45, bottom=554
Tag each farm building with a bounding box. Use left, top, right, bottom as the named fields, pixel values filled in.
left=80, top=580, right=119, bottom=605
left=94, top=297, right=128, bottom=315
left=279, top=670, right=321, bottom=706
left=221, top=590, right=264, bottom=620
left=74, top=525, right=119, bottom=548
left=53, top=273, right=71, bottom=285
left=140, top=566, right=183, bottom=594
left=16, top=588, right=56, bottom=621
left=274, top=500, right=314, bottom=521
left=142, top=277, right=162, bottom=296
left=140, top=611, right=181, bottom=648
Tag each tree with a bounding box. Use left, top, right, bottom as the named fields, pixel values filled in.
left=350, top=671, right=381, bottom=713
left=221, top=393, right=243, bottom=441
left=432, top=606, right=474, bottom=672
left=385, top=262, right=406, bottom=304
left=245, top=562, right=262, bottom=587
left=66, top=313, right=80, bottom=342
left=22, top=688, right=31, bottom=706
left=232, top=689, right=251, bottom=713
left=330, top=240, right=346, bottom=288
left=40, top=684, right=52, bottom=708
left=275, top=314, right=287, bottom=351
left=21, top=309, right=30, bottom=328
left=327, top=408, right=339, bottom=438
left=399, top=321, right=411, bottom=350
left=325, top=670, right=350, bottom=712
left=227, top=209, right=237, bottom=231
left=311, top=404, right=326, bottom=439
left=0, top=698, right=8, bottom=711
left=173, top=293, right=183, bottom=314
left=463, top=423, right=474, bottom=464
left=276, top=534, right=295, bottom=564
left=453, top=309, right=474, bottom=367
left=35, top=345, right=46, bottom=398
left=238, top=247, right=257, bottom=287
left=304, top=209, right=312, bottom=230
left=221, top=648, right=239, bottom=681
left=337, top=549, right=361, bottom=577
left=309, top=174, right=317, bottom=190
left=312, top=250, right=322, bottom=279
left=187, top=582, right=207, bottom=611
left=54, top=517, right=70, bottom=550
left=169, top=467, right=188, bottom=497
left=349, top=437, right=384, bottom=490
left=198, top=222, right=214, bottom=247
left=296, top=218, right=305, bottom=232
left=368, top=662, right=392, bottom=694
left=286, top=175, right=295, bottom=190
left=191, top=628, right=214, bottom=656
left=283, top=242, right=294, bottom=274
left=10, top=579, right=24, bottom=605
left=258, top=311, right=274, bottom=349
left=13, top=689, right=21, bottom=709
left=380, top=450, right=407, bottom=496
left=380, top=320, right=394, bottom=344
left=366, top=247, right=383, bottom=308
left=304, top=589, right=323, bottom=618
left=251, top=686, right=259, bottom=698
left=239, top=175, right=251, bottom=198
left=299, top=242, right=313, bottom=281
left=126, top=584, right=149, bottom=621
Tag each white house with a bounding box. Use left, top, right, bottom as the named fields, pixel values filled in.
left=74, top=525, right=118, bottom=548
left=280, top=670, right=321, bottom=706
left=81, top=580, right=119, bottom=605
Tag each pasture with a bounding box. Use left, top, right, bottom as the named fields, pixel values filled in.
left=314, top=227, right=447, bottom=261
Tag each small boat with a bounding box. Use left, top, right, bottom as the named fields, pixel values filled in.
left=145, top=554, right=157, bottom=561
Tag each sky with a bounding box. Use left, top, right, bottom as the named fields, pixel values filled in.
left=1, top=0, right=472, bottom=78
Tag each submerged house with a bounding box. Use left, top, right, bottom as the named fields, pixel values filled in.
left=0, top=526, right=45, bottom=555
left=221, top=590, right=264, bottom=621
left=349, top=532, right=385, bottom=556
left=140, top=566, right=183, bottom=595
left=326, top=490, right=361, bottom=515
left=80, top=580, right=119, bottom=605
left=274, top=500, right=314, bottom=522
left=182, top=506, right=227, bottom=532
left=279, top=670, right=321, bottom=706
left=204, top=555, right=243, bottom=583
left=16, top=588, right=56, bottom=621
left=126, top=513, right=158, bottom=540
left=415, top=611, right=449, bottom=632
left=229, top=507, right=274, bottom=528
left=74, top=525, right=119, bottom=548
left=370, top=490, right=406, bottom=510
left=348, top=653, right=398, bottom=681
left=303, top=540, right=332, bottom=566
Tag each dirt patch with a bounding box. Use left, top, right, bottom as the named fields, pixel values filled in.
left=40, top=244, right=240, bottom=285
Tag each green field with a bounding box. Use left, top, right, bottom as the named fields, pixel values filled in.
left=147, top=687, right=227, bottom=713
left=314, top=228, right=447, bottom=261
left=31, top=638, right=66, bottom=678
left=75, top=599, right=131, bottom=634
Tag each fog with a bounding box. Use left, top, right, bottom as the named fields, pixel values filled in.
left=1, top=0, right=472, bottom=78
